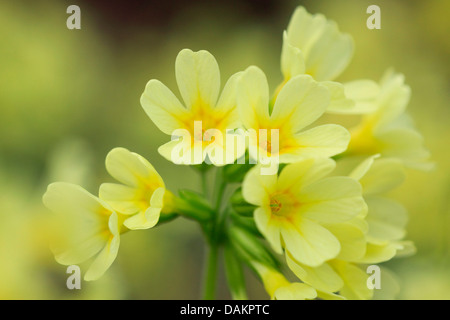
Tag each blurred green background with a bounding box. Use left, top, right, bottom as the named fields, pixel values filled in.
left=0, top=0, right=448, bottom=299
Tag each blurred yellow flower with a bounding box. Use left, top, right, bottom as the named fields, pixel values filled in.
left=99, top=147, right=168, bottom=230
left=283, top=7, right=353, bottom=83
left=348, top=155, right=416, bottom=262
left=280, top=6, right=359, bottom=113
left=346, top=71, right=432, bottom=170
left=252, top=262, right=317, bottom=300
left=242, top=158, right=365, bottom=267
left=43, top=183, right=123, bottom=281
left=140, top=49, right=244, bottom=165
left=237, top=66, right=350, bottom=165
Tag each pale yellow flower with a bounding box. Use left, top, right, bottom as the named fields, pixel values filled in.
left=99, top=147, right=168, bottom=230
left=286, top=156, right=415, bottom=300
left=346, top=70, right=433, bottom=170
left=237, top=66, right=350, bottom=166
left=242, top=158, right=365, bottom=267
left=140, top=49, right=244, bottom=165
left=283, top=6, right=353, bottom=82
left=252, top=262, right=317, bottom=300
left=43, top=183, right=123, bottom=281
left=348, top=155, right=416, bottom=261
left=281, top=6, right=377, bottom=114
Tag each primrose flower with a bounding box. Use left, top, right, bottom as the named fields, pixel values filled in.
left=252, top=262, right=317, bottom=300
left=286, top=156, right=414, bottom=300
left=141, top=49, right=245, bottom=166
left=280, top=6, right=384, bottom=115
left=285, top=244, right=374, bottom=300
left=99, top=147, right=170, bottom=230
left=348, top=155, right=415, bottom=261
left=346, top=70, right=432, bottom=170
left=242, top=158, right=365, bottom=267
left=279, top=6, right=357, bottom=113
left=237, top=66, right=350, bottom=168
left=43, top=183, right=123, bottom=281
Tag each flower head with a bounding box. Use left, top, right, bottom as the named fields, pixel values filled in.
left=280, top=6, right=358, bottom=113
left=285, top=155, right=414, bottom=300
left=252, top=262, right=317, bottom=300
left=237, top=66, right=350, bottom=168
left=283, top=6, right=353, bottom=83
left=242, top=158, right=365, bottom=267
left=346, top=70, right=432, bottom=170
left=42, top=183, right=123, bottom=281
left=99, top=147, right=168, bottom=230
left=141, top=49, right=244, bottom=165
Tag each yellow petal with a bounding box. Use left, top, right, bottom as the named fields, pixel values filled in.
left=237, top=66, right=270, bottom=130
left=357, top=242, right=399, bottom=264
left=158, top=135, right=203, bottom=165
left=326, top=223, right=367, bottom=261
left=242, top=166, right=277, bottom=206
left=281, top=31, right=305, bottom=80
left=274, top=283, right=317, bottom=300
left=299, top=177, right=365, bottom=223
left=54, top=233, right=107, bottom=266
left=271, top=75, right=330, bottom=133
left=376, top=127, right=432, bottom=169
left=331, top=261, right=373, bottom=300
left=99, top=183, right=144, bottom=215
left=343, top=80, right=380, bottom=114
left=278, top=158, right=336, bottom=196
left=84, top=212, right=121, bottom=281
left=140, top=79, right=189, bottom=135
left=123, top=187, right=164, bottom=230
left=321, top=81, right=355, bottom=114
left=375, top=70, right=411, bottom=127
left=286, top=253, right=343, bottom=293
left=291, top=124, right=350, bottom=159
left=305, top=27, right=353, bottom=81
left=43, top=182, right=112, bottom=220
left=175, top=49, right=220, bottom=109
left=105, top=147, right=164, bottom=189
left=366, top=195, right=407, bottom=242
left=282, top=218, right=340, bottom=267
left=348, top=154, right=380, bottom=181
left=215, top=71, right=244, bottom=129
left=254, top=207, right=283, bottom=255
left=286, top=7, right=354, bottom=81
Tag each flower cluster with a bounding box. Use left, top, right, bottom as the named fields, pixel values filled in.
left=43, top=6, right=431, bottom=299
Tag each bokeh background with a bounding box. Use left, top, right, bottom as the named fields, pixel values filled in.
left=1, top=0, right=448, bottom=299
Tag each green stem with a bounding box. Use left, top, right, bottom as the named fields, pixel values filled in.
left=202, top=243, right=219, bottom=300
left=212, top=168, right=225, bottom=211
left=201, top=170, right=209, bottom=199
left=202, top=167, right=227, bottom=300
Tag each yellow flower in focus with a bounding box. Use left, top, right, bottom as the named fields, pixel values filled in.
left=346, top=71, right=432, bottom=170
left=42, top=183, right=123, bottom=281
left=252, top=262, right=317, bottom=300
left=286, top=156, right=415, bottom=300
left=242, top=158, right=365, bottom=267
left=140, top=49, right=244, bottom=165
left=237, top=66, right=350, bottom=165
left=99, top=147, right=169, bottom=230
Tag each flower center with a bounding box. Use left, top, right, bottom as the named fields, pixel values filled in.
left=269, top=192, right=298, bottom=217
left=270, top=198, right=282, bottom=213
